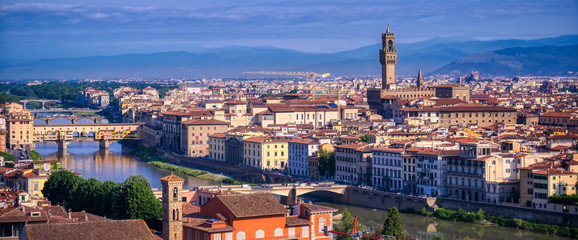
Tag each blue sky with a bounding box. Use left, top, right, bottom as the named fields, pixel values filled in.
left=1, top=0, right=577, bottom=60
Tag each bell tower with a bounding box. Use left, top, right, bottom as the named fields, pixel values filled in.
left=379, top=23, right=397, bottom=90
left=161, top=174, right=184, bottom=240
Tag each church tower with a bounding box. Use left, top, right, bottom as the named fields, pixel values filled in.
left=379, top=23, right=397, bottom=90
left=161, top=174, right=184, bottom=240
left=417, top=69, right=423, bottom=88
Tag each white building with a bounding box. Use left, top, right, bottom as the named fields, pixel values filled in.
left=372, top=148, right=404, bottom=191
left=288, top=139, right=319, bottom=178
left=416, top=149, right=458, bottom=197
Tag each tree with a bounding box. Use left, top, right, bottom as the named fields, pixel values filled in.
left=317, top=148, right=335, bottom=178
left=42, top=170, right=81, bottom=208
left=112, top=175, right=162, bottom=221
left=0, top=152, right=15, bottom=162
left=29, top=150, right=42, bottom=161
left=334, top=209, right=355, bottom=240
left=381, top=207, right=405, bottom=238
left=359, top=134, right=370, bottom=143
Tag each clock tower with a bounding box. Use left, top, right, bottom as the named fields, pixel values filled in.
left=379, top=23, right=397, bottom=90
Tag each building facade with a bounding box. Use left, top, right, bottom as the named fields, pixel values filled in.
left=181, top=119, right=229, bottom=157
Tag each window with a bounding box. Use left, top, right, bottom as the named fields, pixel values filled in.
left=226, top=233, right=232, bottom=240
left=196, top=231, right=200, bottom=240
left=319, top=217, right=326, bottom=231
left=188, top=229, right=192, bottom=240
left=256, top=230, right=264, bottom=239
left=302, top=226, right=309, bottom=237
left=274, top=228, right=283, bottom=237
left=173, top=187, right=179, bottom=201
left=214, top=234, right=221, bottom=240
left=237, top=231, right=245, bottom=240
left=288, top=228, right=295, bottom=237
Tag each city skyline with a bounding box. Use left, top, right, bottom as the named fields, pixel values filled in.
left=1, top=0, right=577, bottom=61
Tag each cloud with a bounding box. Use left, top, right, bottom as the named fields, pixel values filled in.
left=0, top=0, right=576, bottom=60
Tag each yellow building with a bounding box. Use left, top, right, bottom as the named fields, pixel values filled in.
left=520, top=167, right=578, bottom=209
left=4, top=103, right=34, bottom=149
left=243, top=136, right=291, bottom=170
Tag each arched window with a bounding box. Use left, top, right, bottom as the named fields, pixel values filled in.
left=237, top=231, right=246, bottom=240
left=256, top=230, right=265, bottom=239
left=274, top=228, right=283, bottom=237
left=388, top=40, right=393, bottom=51
left=173, top=187, right=178, bottom=202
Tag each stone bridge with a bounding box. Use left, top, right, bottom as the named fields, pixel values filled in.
left=20, top=99, right=60, bottom=109
left=33, top=123, right=142, bottom=150
left=200, top=183, right=347, bottom=205
left=34, top=116, right=107, bottom=124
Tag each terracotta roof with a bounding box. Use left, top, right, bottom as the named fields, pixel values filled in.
left=540, top=112, right=573, bottom=118
left=301, top=203, right=337, bottom=213
left=0, top=206, right=49, bottom=223
left=285, top=216, right=312, bottom=227
left=214, top=193, right=287, bottom=218
left=182, top=119, right=229, bottom=125
left=160, top=174, right=185, bottom=182
left=22, top=219, right=157, bottom=240
left=209, top=133, right=227, bottom=138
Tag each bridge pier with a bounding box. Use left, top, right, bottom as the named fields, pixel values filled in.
left=99, top=139, right=112, bottom=150
left=57, top=140, right=69, bottom=151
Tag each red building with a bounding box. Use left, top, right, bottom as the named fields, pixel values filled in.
left=182, top=193, right=336, bottom=240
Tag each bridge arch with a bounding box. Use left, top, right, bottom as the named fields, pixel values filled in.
left=48, top=118, right=73, bottom=125
left=72, top=131, right=80, bottom=138
left=33, top=119, right=48, bottom=125
left=75, top=118, right=95, bottom=124
left=88, top=131, right=95, bottom=137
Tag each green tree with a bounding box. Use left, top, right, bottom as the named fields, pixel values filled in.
left=112, top=175, right=162, bottom=221
left=29, top=150, right=42, bottom=161
left=317, top=148, right=335, bottom=178
left=98, top=180, right=119, bottom=218
left=0, top=152, right=16, bottom=162
left=359, top=134, right=370, bottom=143
left=381, top=207, right=405, bottom=238
left=334, top=209, right=355, bottom=240
left=42, top=170, right=82, bottom=208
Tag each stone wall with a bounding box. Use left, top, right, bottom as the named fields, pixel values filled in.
left=309, top=187, right=578, bottom=227
left=435, top=197, right=578, bottom=227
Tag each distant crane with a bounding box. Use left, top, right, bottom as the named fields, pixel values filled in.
left=243, top=71, right=330, bottom=100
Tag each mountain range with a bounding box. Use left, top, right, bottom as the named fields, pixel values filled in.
left=1, top=35, right=577, bottom=79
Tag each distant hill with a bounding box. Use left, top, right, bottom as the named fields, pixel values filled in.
left=1, top=35, right=577, bottom=79
left=433, top=45, right=578, bottom=76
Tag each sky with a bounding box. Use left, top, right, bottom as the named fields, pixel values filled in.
left=0, top=0, right=577, bottom=61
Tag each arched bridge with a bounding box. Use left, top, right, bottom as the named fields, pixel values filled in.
left=33, top=123, right=142, bottom=150
left=200, top=183, right=347, bottom=205
left=34, top=116, right=107, bottom=124
left=20, top=99, right=60, bottom=109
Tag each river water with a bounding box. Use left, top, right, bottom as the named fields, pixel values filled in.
left=34, top=142, right=568, bottom=240
left=34, top=141, right=220, bottom=189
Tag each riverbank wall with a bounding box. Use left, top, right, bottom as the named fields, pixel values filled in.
left=308, top=187, right=578, bottom=227
left=435, top=197, right=578, bottom=227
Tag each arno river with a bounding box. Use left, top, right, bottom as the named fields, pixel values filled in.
left=35, top=141, right=569, bottom=240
